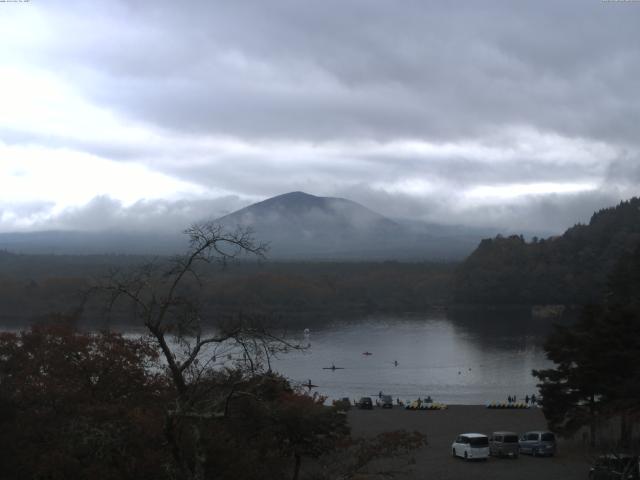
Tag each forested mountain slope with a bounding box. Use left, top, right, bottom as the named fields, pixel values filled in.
left=454, top=197, right=640, bottom=305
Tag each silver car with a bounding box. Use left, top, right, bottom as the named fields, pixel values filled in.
left=489, top=431, right=519, bottom=458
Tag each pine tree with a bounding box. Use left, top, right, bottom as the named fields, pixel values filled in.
left=533, top=244, right=640, bottom=446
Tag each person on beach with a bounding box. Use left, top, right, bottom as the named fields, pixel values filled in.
left=525, top=394, right=530, bottom=404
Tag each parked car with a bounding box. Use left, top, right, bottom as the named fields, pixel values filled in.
left=451, top=433, right=490, bottom=460
left=358, top=397, right=373, bottom=409
left=489, top=431, right=519, bottom=458
left=519, top=431, right=556, bottom=456
left=589, top=454, right=640, bottom=480
left=333, top=397, right=351, bottom=411
left=381, top=394, right=393, bottom=409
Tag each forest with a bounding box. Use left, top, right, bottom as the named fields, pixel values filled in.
left=534, top=242, right=640, bottom=448
left=2, top=198, right=640, bottom=330
left=454, top=198, right=640, bottom=306
left=0, top=251, right=454, bottom=327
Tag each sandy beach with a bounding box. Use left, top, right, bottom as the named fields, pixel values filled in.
left=347, top=405, right=590, bottom=480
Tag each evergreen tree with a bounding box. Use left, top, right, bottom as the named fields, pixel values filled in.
left=533, top=244, right=640, bottom=446
left=533, top=306, right=608, bottom=446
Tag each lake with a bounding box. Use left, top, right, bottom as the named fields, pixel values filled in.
left=267, top=311, right=556, bottom=405
left=3, top=309, right=558, bottom=406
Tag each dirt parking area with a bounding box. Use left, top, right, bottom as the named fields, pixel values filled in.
left=347, top=405, right=590, bottom=480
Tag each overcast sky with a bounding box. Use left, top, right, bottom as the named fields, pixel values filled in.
left=1, top=0, right=639, bottom=234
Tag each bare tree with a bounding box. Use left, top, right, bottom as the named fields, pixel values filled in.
left=95, top=222, right=301, bottom=480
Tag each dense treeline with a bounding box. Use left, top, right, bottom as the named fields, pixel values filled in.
left=534, top=243, right=640, bottom=447
left=0, top=255, right=454, bottom=326
left=4, top=197, right=640, bottom=321
left=454, top=197, right=640, bottom=305
left=199, top=261, right=453, bottom=318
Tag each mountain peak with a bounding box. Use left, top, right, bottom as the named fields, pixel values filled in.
left=219, top=191, right=393, bottom=223
left=274, top=191, right=317, bottom=199
left=215, top=192, right=403, bottom=258
left=255, top=191, right=324, bottom=211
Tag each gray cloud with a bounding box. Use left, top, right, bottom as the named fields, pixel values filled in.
left=331, top=184, right=621, bottom=235
left=606, top=153, right=640, bottom=186
left=32, top=0, right=638, bottom=146
left=2, top=0, right=640, bottom=233
left=0, top=195, right=251, bottom=233
left=0, top=186, right=631, bottom=239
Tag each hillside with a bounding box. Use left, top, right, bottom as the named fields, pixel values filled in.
left=453, top=197, right=640, bottom=305
left=216, top=191, right=492, bottom=260
left=216, top=191, right=402, bottom=259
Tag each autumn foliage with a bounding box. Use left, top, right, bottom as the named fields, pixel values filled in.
left=0, top=320, right=169, bottom=480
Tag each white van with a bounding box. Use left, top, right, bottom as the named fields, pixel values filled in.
left=452, top=433, right=490, bottom=461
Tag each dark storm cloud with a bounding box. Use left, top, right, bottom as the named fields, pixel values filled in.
left=606, top=153, right=640, bottom=186
left=34, top=0, right=640, bottom=145
left=3, top=0, right=639, bottom=233
left=162, top=149, right=604, bottom=199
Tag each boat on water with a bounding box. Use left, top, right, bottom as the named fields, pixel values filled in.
left=322, top=364, right=344, bottom=370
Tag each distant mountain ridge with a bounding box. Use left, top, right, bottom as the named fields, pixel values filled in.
left=215, top=191, right=497, bottom=260
left=217, top=191, right=398, bottom=234
left=454, top=197, right=640, bottom=305
left=0, top=191, right=501, bottom=260
left=215, top=191, right=405, bottom=258
left=220, top=191, right=395, bottom=224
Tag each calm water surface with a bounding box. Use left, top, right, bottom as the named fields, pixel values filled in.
left=7, top=311, right=553, bottom=406
left=268, top=312, right=554, bottom=405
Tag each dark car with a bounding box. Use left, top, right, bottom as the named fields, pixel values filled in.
left=589, top=454, right=640, bottom=480
left=519, top=431, right=556, bottom=457
left=489, top=431, right=519, bottom=458
left=333, top=397, right=351, bottom=411
left=381, top=395, right=393, bottom=409
left=358, top=397, right=373, bottom=409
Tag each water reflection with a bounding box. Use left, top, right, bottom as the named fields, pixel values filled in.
left=270, top=311, right=554, bottom=404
